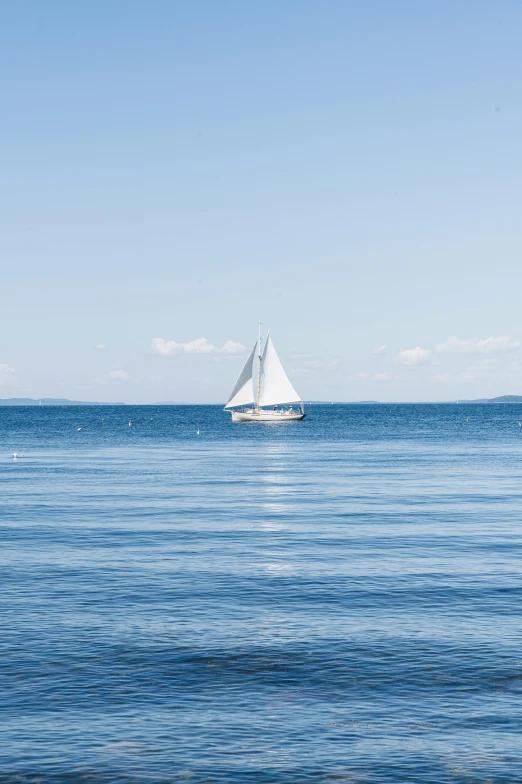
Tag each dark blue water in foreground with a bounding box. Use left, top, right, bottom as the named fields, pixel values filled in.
left=2, top=404, right=522, bottom=783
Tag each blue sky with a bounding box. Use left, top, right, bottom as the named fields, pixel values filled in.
left=2, top=0, right=522, bottom=402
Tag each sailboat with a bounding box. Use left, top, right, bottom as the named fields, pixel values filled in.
left=224, top=328, right=305, bottom=422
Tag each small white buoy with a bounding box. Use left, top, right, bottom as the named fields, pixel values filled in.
left=128, top=421, right=132, bottom=426
left=197, top=427, right=200, bottom=436
left=518, top=422, right=521, bottom=427
left=77, top=427, right=82, bottom=431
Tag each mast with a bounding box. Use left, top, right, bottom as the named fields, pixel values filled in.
left=256, top=321, right=262, bottom=411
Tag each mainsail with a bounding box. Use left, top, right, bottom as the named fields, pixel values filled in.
left=224, top=342, right=257, bottom=409
left=258, top=334, right=301, bottom=407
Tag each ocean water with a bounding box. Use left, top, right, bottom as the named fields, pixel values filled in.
left=2, top=403, right=522, bottom=783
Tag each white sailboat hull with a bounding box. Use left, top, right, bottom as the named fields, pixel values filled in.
left=231, top=409, right=305, bottom=422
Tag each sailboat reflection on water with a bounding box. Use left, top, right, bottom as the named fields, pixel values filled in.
left=224, top=328, right=305, bottom=422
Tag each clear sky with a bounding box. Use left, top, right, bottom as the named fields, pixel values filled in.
left=2, top=0, right=522, bottom=402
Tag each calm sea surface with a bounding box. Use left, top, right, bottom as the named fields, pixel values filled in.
left=2, top=404, right=522, bottom=783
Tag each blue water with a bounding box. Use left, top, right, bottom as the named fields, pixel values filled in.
left=2, top=404, right=522, bottom=783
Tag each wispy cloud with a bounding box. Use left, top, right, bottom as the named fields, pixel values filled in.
left=436, top=336, right=520, bottom=354
left=355, top=372, right=398, bottom=382
left=0, top=364, right=17, bottom=385
left=151, top=337, right=245, bottom=356
left=96, top=344, right=106, bottom=351
left=291, top=357, right=341, bottom=376
left=372, top=344, right=388, bottom=356
left=398, top=347, right=433, bottom=366
left=106, top=370, right=129, bottom=380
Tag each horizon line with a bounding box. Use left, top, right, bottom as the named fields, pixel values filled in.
left=1, top=396, right=522, bottom=406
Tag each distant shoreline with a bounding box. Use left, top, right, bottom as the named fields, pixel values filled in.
left=2, top=396, right=522, bottom=407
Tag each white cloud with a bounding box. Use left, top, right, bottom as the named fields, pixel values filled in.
left=372, top=344, right=388, bottom=356
left=0, top=364, right=17, bottom=385
left=106, top=370, right=129, bottom=380
left=151, top=337, right=245, bottom=356
left=218, top=340, right=246, bottom=354
left=436, top=336, right=520, bottom=354
left=183, top=337, right=215, bottom=354
left=151, top=338, right=183, bottom=356
left=96, top=344, right=106, bottom=350
left=398, top=347, right=433, bottom=366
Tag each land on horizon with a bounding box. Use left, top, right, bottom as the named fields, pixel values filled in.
left=2, top=396, right=522, bottom=407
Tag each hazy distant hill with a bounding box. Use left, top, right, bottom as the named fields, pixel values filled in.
left=456, top=395, right=522, bottom=404
left=2, top=396, right=522, bottom=406
left=0, top=398, right=125, bottom=406
left=455, top=399, right=489, bottom=404
left=487, top=395, right=522, bottom=403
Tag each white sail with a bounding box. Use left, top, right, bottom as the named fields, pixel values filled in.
left=258, top=334, right=301, bottom=407
left=224, top=342, right=257, bottom=409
